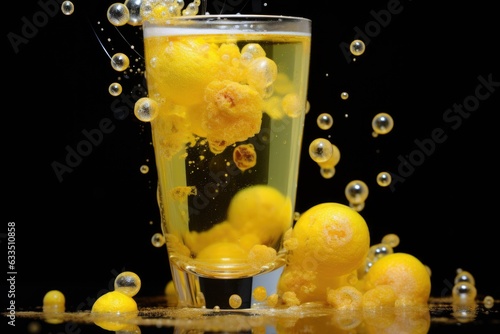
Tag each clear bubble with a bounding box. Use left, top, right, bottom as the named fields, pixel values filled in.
left=140, top=164, right=149, bottom=174
left=229, top=294, right=242, bottom=309
left=114, top=271, right=141, bottom=297
left=350, top=39, right=365, bottom=56
left=345, top=179, right=369, bottom=205
left=134, top=97, right=159, bottom=122
left=317, top=113, right=333, bottom=130
left=107, top=3, right=130, bottom=27
left=372, top=112, right=394, bottom=135
left=247, top=57, right=277, bottom=98
left=381, top=233, right=400, bottom=248
left=151, top=233, right=165, bottom=247
left=125, top=0, right=143, bottom=26
left=111, top=53, right=130, bottom=72
left=61, top=1, right=74, bottom=15
left=308, top=138, right=333, bottom=163
left=108, top=82, right=122, bottom=96
left=376, top=171, right=392, bottom=187
left=340, top=92, right=349, bottom=100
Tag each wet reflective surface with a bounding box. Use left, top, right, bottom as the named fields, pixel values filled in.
left=8, top=296, right=500, bottom=333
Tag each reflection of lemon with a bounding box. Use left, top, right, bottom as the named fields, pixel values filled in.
left=362, top=252, right=431, bottom=306
left=145, top=37, right=219, bottom=106
left=227, top=185, right=292, bottom=246
left=291, top=202, right=370, bottom=277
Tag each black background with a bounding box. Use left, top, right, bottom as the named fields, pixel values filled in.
left=3, top=0, right=500, bottom=332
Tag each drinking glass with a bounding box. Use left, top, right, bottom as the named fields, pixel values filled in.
left=141, top=14, right=311, bottom=308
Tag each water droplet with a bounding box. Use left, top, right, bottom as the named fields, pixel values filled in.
left=350, top=39, right=365, bottom=56
left=140, top=164, right=149, bottom=174
left=340, top=92, right=349, bottom=100
left=320, top=167, right=336, bottom=179
left=61, top=1, right=74, bottom=15
left=483, top=295, right=495, bottom=309
left=317, top=113, right=333, bottom=130
left=454, top=270, right=475, bottom=286
left=372, top=112, right=394, bottom=135
left=134, top=97, right=159, bottom=122
left=111, top=53, right=130, bottom=72
left=114, top=271, right=141, bottom=297
left=107, top=3, right=130, bottom=27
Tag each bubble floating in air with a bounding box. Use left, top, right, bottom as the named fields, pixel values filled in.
left=107, top=3, right=130, bottom=27
left=114, top=271, right=141, bottom=297
left=61, top=1, right=74, bottom=15
left=108, top=82, right=122, bottom=96
left=317, top=113, right=333, bottom=130
left=111, top=53, right=130, bottom=72
left=151, top=233, right=165, bottom=247
left=376, top=171, right=392, bottom=187
left=309, top=138, right=333, bottom=163
left=345, top=179, right=369, bottom=211
left=125, top=0, right=143, bottom=26
left=134, top=97, right=159, bottom=122
left=350, top=39, right=365, bottom=56
left=340, top=92, right=349, bottom=100
left=372, top=112, right=394, bottom=136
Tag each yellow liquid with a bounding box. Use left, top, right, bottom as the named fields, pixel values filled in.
left=144, top=31, right=311, bottom=278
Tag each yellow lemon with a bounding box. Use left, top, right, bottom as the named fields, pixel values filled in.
left=196, top=241, right=248, bottom=263
left=144, top=36, right=220, bottom=106
left=165, top=280, right=178, bottom=307
left=362, top=252, right=431, bottom=306
left=227, top=185, right=293, bottom=247
left=290, top=202, right=370, bottom=277
left=42, top=290, right=65, bottom=311
left=91, top=291, right=138, bottom=331
left=91, top=291, right=138, bottom=314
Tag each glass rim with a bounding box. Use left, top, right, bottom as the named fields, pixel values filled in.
left=144, top=14, right=311, bottom=24
left=142, top=14, right=311, bottom=37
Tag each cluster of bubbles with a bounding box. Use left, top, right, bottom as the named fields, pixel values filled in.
left=358, top=233, right=400, bottom=277
left=308, top=137, right=341, bottom=180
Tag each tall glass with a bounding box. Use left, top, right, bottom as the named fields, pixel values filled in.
left=142, top=14, right=311, bottom=308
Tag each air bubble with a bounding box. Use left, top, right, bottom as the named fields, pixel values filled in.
left=107, top=3, right=130, bottom=27
left=454, top=270, right=475, bottom=286
left=372, top=112, right=394, bottom=135
left=111, top=53, right=130, bottom=72
left=320, top=167, right=336, bottom=179
left=345, top=180, right=369, bottom=205
left=114, top=271, right=141, bottom=297
left=340, top=92, right=349, bottom=100
left=350, top=39, right=365, bottom=56
left=61, top=1, right=74, bottom=15
left=151, top=233, right=165, bottom=247
left=134, top=97, right=159, bottom=122
left=108, top=82, right=122, bottom=96
left=140, top=164, right=150, bottom=174
left=376, top=172, right=392, bottom=187
left=317, top=113, right=333, bottom=130
left=124, top=0, right=143, bottom=26
left=309, top=138, right=333, bottom=163
left=381, top=233, right=400, bottom=248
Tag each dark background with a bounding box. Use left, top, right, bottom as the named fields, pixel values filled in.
left=3, top=0, right=499, bottom=332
